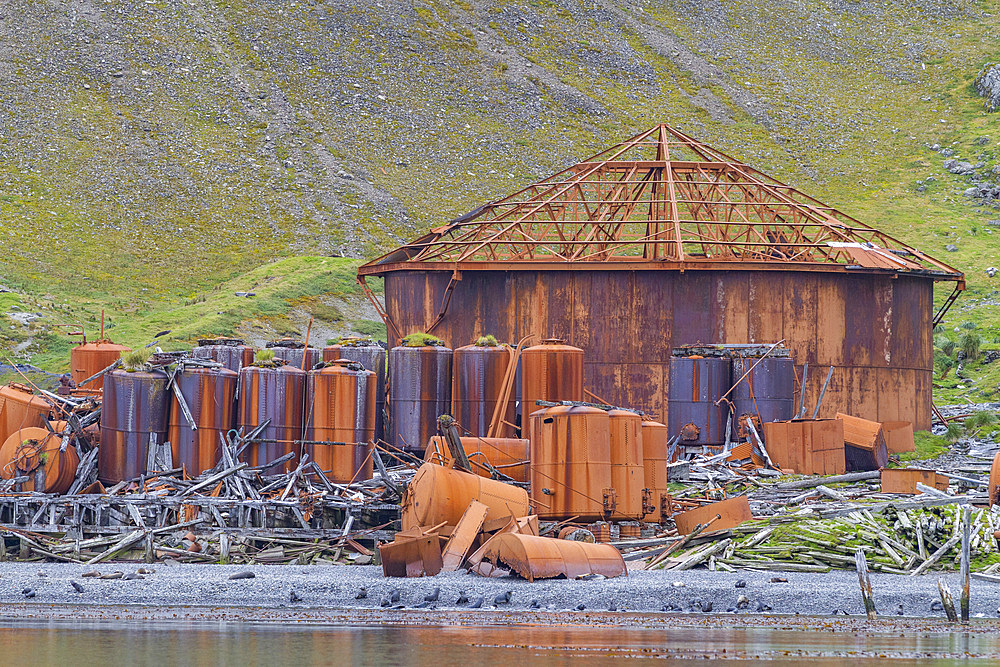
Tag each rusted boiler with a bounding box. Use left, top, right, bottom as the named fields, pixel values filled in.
left=71, top=339, right=130, bottom=391
left=323, top=339, right=387, bottom=442
left=731, top=354, right=795, bottom=437
left=303, top=360, right=376, bottom=483
left=401, top=462, right=529, bottom=530
left=238, top=363, right=305, bottom=471
left=668, top=355, right=731, bottom=447
left=520, top=339, right=583, bottom=434
left=168, top=364, right=238, bottom=475
left=388, top=342, right=452, bottom=454
left=451, top=339, right=516, bottom=438
left=192, top=338, right=255, bottom=374
left=608, top=408, right=645, bottom=520
left=0, top=426, right=80, bottom=494
left=0, top=383, right=52, bottom=445
left=640, top=419, right=669, bottom=522
left=100, top=368, right=170, bottom=484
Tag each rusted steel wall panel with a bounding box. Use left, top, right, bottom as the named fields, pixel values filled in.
left=731, top=356, right=795, bottom=432
left=168, top=367, right=238, bottom=476
left=667, top=356, right=731, bottom=445
left=382, top=269, right=934, bottom=430
left=191, top=340, right=255, bottom=374
left=100, top=369, right=170, bottom=484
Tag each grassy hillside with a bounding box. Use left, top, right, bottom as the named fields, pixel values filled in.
left=1, top=0, right=999, bottom=392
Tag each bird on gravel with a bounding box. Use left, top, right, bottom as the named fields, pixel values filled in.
left=355, top=587, right=367, bottom=600
left=456, top=590, right=469, bottom=605
left=21, top=589, right=35, bottom=599
left=896, top=603, right=904, bottom=616
left=70, top=581, right=84, bottom=594
left=575, top=603, right=586, bottom=611
left=608, top=602, right=617, bottom=612
left=469, top=596, right=484, bottom=609
left=289, top=590, right=302, bottom=603
left=493, top=591, right=512, bottom=606
left=424, top=587, right=440, bottom=603
left=755, top=601, right=772, bottom=612
left=931, top=601, right=944, bottom=612
left=528, top=599, right=541, bottom=609
left=735, top=580, right=747, bottom=588
left=389, top=588, right=401, bottom=604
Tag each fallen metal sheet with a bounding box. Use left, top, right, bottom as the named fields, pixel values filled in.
left=440, top=500, right=488, bottom=572
left=836, top=413, right=889, bottom=471
left=881, top=468, right=949, bottom=495
left=477, top=532, right=626, bottom=582
left=673, top=495, right=753, bottom=535
left=378, top=532, right=443, bottom=578
left=882, top=420, right=915, bottom=454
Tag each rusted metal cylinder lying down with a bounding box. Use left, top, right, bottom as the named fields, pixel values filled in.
left=401, top=462, right=529, bottom=531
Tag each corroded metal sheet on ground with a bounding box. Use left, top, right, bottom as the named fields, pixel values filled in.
left=478, top=532, right=626, bottom=582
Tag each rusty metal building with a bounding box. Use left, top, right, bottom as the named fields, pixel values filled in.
left=358, top=124, right=964, bottom=430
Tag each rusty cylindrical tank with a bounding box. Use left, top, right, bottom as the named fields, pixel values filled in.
left=267, top=339, right=321, bottom=370
left=668, top=356, right=731, bottom=446
left=99, top=368, right=170, bottom=484
left=451, top=340, right=516, bottom=438
left=529, top=405, right=612, bottom=521
left=323, top=339, right=387, bottom=443
left=0, top=383, right=52, bottom=445
left=303, top=359, right=376, bottom=483
left=641, top=419, right=669, bottom=522
left=608, top=409, right=645, bottom=520
left=424, top=435, right=529, bottom=482
left=238, top=363, right=306, bottom=472
left=0, top=426, right=80, bottom=494
left=520, top=338, right=583, bottom=434
left=401, top=462, right=529, bottom=530
left=168, top=365, right=238, bottom=476
left=191, top=337, right=255, bottom=374
left=70, top=340, right=131, bottom=390
left=388, top=342, right=452, bottom=454
left=731, top=355, right=795, bottom=439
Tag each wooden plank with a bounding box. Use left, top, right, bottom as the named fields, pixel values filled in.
left=440, top=500, right=489, bottom=572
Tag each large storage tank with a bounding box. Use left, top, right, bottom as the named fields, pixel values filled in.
left=529, top=405, right=612, bottom=521
left=451, top=339, right=516, bottom=438
left=70, top=339, right=131, bottom=391
left=303, top=360, right=376, bottom=483
left=388, top=340, right=452, bottom=454
left=267, top=339, right=321, bottom=370
left=608, top=408, right=645, bottom=520
left=520, top=338, right=584, bottom=434
left=100, top=368, right=170, bottom=484
left=731, top=354, right=795, bottom=439
left=401, top=462, right=529, bottom=530
left=0, top=383, right=52, bottom=445
left=641, top=419, right=669, bottom=522
left=0, top=426, right=80, bottom=494
left=191, top=338, right=255, bottom=374
left=238, top=363, right=306, bottom=472
left=668, top=355, right=731, bottom=447
left=168, top=364, right=238, bottom=476
left=323, top=339, right=387, bottom=443
left=424, top=435, right=529, bottom=482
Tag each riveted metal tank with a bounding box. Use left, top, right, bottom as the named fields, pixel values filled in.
left=668, top=356, right=731, bottom=446
left=451, top=340, right=516, bottom=438
left=400, top=462, right=530, bottom=530
left=323, top=339, right=386, bottom=443
left=0, top=383, right=52, bottom=445
left=520, top=338, right=584, bottom=434
left=640, top=419, right=669, bottom=522
left=238, top=363, right=306, bottom=472
left=529, top=405, right=612, bottom=521
left=191, top=337, right=255, bottom=374
left=70, top=340, right=131, bottom=391
left=168, top=364, right=238, bottom=476
left=608, top=408, right=645, bottom=520
left=267, top=339, right=321, bottom=370
left=424, top=435, right=529, bottom=482
left=0, top=426, right=81, bottom=494
left=303, top=359, right=376, bottom=483
left=731, top=354, right=795, bottom=439
left=100, top=368, right=170, bottom=484
left=388, top=343, right=452, bottom=454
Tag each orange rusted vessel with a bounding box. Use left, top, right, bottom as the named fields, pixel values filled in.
left=641, top=419, right=670, bottom=522
left=608, top=409, right=645, bottom=520
left=191, top=338, right=255, bottom=374
left=519, top=339, right=583, bottom=433
left=388, top=343, right=452, bottom=454
left=401, top=462, right=529, bottom=530
left=451, top=341, right=516, bottom=438
left=70, top=340, right=131, bottom=391
left=168, top=365, right=238, bottom=476
left=303, top=360, right=376, bottom=483
left=477, top=532, right=626, bottom=581
left=0, top=383, right=52, bottom=445
left=323, top=339, right=386, bottom=442
left=238, top=364, right=305, bottom=472
left=424, top=435, right=529, bottom=482
left=100, top=368, right=171, bottom=484
left=0, top=426, right=80, bottom=494
left=529, top=405, right=612, bottom=521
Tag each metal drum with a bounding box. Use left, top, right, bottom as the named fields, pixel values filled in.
left=520, top=338, right=583, bottom=434
left=323, top=339, right=387, bottom=443
left=667, top=356, right=731, bottom=446
left=304, top=360, right=376, bottom=483
left=401, top=462, right=529, bottom=530
left=70, top=340, right=130, bottom=391
left=100, top=368, right=170, bottom=484
left=238, top=364, right=306, bottom=471
left=0, top=383, right=52, bottom=445
left=424, top=435, right=529, bottom=482
left=168, top=364, right=238, bottom=476
left=0, top=426, right=80, bottom=494
left=731, top=355, right=795, bottom=439
left=608, top=409, right=645, bottom=520
left=452, top=341, right=516, bottom=438
left=641, top=419, right=669, bottom=522
left=192, top=337, right=255, bottom=374
left=267, top=339, right=321, bottom=370
left=388, top=343, right=452, bottom=454
left=529, top=405, right=612, bottom=521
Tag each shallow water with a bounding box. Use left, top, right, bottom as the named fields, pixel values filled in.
left=0, top=619, right=997, bottom=665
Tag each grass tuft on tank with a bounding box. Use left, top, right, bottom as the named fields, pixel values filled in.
left=121, top=348, right=152, bottom=372
left=252, top=349, right=279, bottom=367
left=401, top=332, right=445, bottom=347
left=475, top=334, right=499, bottom=347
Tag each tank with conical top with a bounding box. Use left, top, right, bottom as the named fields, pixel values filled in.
left=519, top=338, right=583, bottom=435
